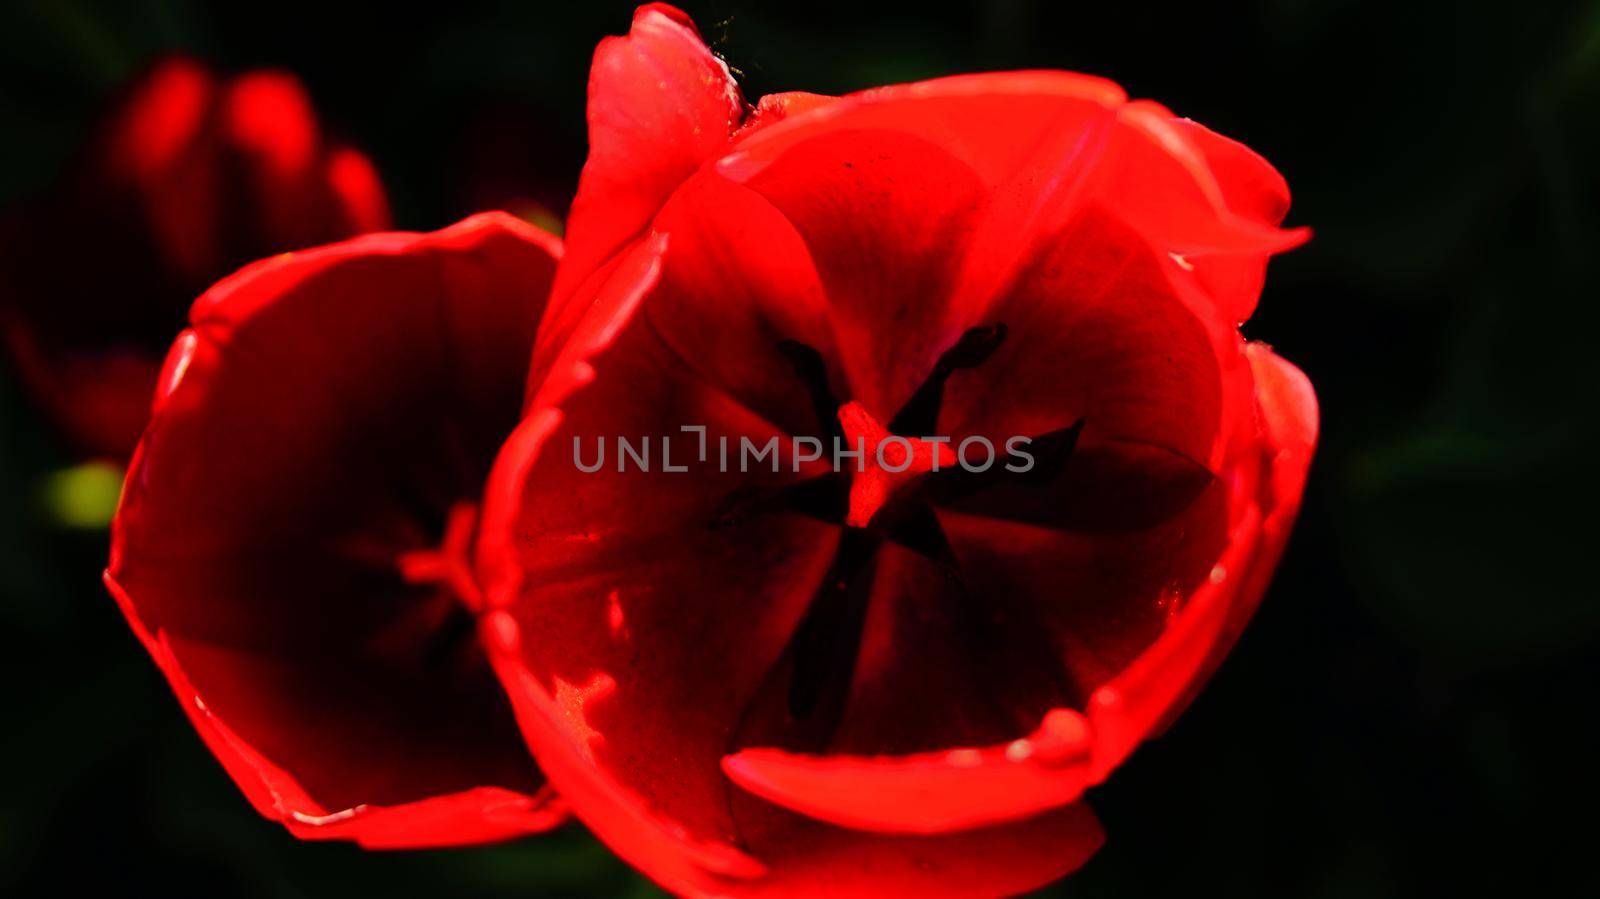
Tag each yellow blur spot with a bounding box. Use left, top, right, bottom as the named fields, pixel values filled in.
left=41, top=461, right=125, bottom=530
left=515, top=202, right=565, bottom=237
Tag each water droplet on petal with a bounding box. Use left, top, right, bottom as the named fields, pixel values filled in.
left=1032, top=708, right=1091, bottom=767
left=947, top=748, right=982, bottom=768
left=484, top=610, right=520, bottom=655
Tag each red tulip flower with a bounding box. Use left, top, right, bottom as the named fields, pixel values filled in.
left=1, top=57, right=389, bottom=457
left=106, top=213, right=564, bottom=846
left=477, top=5, right=1317, bottom=896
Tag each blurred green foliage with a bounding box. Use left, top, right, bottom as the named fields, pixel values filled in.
left=1, top=0, right=1596, bottom=896
left=39, top=461, right=123, bottom=530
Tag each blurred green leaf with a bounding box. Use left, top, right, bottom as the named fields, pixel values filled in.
left=39, top=461, right=123, bottom=530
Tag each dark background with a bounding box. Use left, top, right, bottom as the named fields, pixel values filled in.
left=2, top=0, right=1596, bottom=895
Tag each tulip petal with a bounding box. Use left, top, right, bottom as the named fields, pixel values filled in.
left=1085, top=343, right=1317, bottom=779
left=723, top=126, right=988, bottom=417
left=642, top=172, right=842, bottom=439
left=1167, top=118, right=1298, bottom=322
left=1097, top=102, right=1309, bottom=257
left=325, top=145, right=392, bottom=234
left=723, top=708, right=1093, bottom=833
left=108, top=213, right=562, bottom=846
left=484, top=237, right=844, bottom=855
left=940, top=207, right=1231, bottom=477
left=105, top=572, right=565, bottom=848
left=715, top=70, right=1302, bottom=324
left=1171, top=119, right=1292, bottom=228
left=720, top=70, right=1126, bottom=190
left=1189, top=343, right=1319, bottom=699
left=538, top=2, right=745, bottom=372
left=726, top=801, right=1104, bottom=898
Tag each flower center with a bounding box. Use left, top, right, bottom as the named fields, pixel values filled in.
left=753, top=323, right=1091, bottom=723
left=835, top=400, right=954, bottom=527
left=396, top=501, right=484, bottom=610
left=395, top=501, right=485, bottom=670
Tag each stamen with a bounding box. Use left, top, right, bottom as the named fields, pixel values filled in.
left=787, top=528, right=882, bottom=719
left=777, top=339, right=843, bottom=445
left=925, top=418, right=1085, bottom=505
left=888, top=323, right=1008, bottom=436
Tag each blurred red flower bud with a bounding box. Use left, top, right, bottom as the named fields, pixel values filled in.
left=2, top=57, right=390, bottom=457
